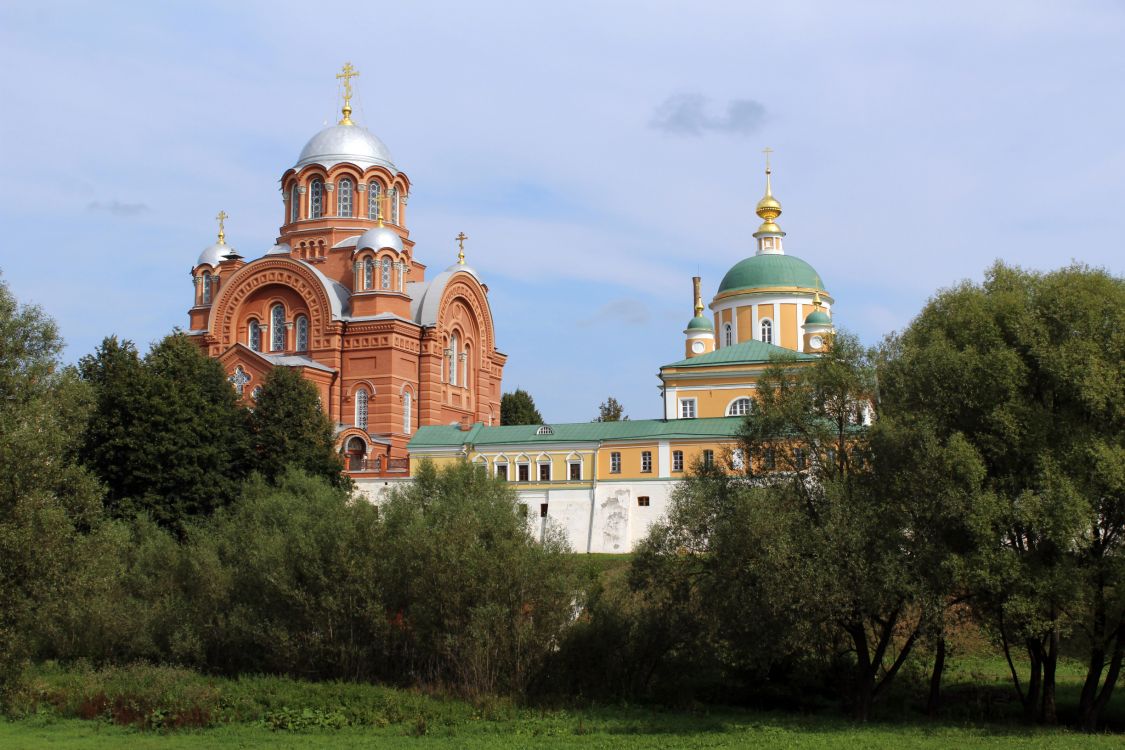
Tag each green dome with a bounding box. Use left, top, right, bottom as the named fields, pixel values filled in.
left=805, top=309, right=831, bottom=326
left=717, top=254, right=826, bottom=294
left=686, top=315, right=714, bottom=331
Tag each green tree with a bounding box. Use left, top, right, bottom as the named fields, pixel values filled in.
left=879, top=262, right=1125, bottom=728
left=0, top=275, right=101, bottom=696
left=79, top=333, right=251, bottom=531
left=500, top=388, right=543, bottom=425
left=248, top=366, right=346, bottom=487
left=595, top=396, right=628, bottom=422
left=379, top=460, right=577, bottom=695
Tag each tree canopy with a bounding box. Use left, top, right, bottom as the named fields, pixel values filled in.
left=500, top=388, right=544, bottom=426
left=595, top=396, right=628, bottom=422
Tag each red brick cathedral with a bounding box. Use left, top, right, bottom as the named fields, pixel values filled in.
left=186, top=64, right=506, bottom=475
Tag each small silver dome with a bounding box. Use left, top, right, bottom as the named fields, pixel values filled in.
left=197, top=242, right=235, bottom=267
left=356, top=226, right=404, bottom=254
left=296, top=124, right=397, bottom=171
left=265, top=243, right=292, bottom=256
left=445, top=262, right=481, bottom=281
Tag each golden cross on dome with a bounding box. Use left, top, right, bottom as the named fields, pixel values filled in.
left=455, top=232, right=468, bottom=264
left=337, top=62, right=360, bottom=125
left=216, top=210, right=228, bottom=244
left=762, top=146, right=774, bottom=173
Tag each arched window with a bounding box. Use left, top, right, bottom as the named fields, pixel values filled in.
left=345, top=436, right=366, bottom=471
left=402, top=390, right=412, bottom=434
left=295, top=315, right=309, bottom=352
left=389, top=188, right=400, bottom=224
left=355, top=387, right=369, bottom=430
left=381, top=257, right=392, bottom=289
left=363, top=257, right=374, bottom=289
left=760, top=319, right=773, bottom=345
left=448, top=333, right=459, bottom=384
left=309, top=179, right=323, bottom=218
left=724, top=322, right=732, bottom=347
left=201, top=271, right=212, bottom=304
left=337, top=178, right=353, bottom=217
left=289, top=185, right=299, bottom=222
left=248, top=320, right=261, bottom=351
left=367, top=182, right=381, bottom=219
left=727, top=397, right=752, bottom=416
left=270, top=303, right=286, bottom=351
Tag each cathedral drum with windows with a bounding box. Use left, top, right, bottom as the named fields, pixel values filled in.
left=186, top=65, right=506, bottom=477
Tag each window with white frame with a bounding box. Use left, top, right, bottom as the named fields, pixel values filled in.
left=672, top=450, right=684, bottom=472
left=295, top=315, right=309, bottom=352
left=610, top=451, right=621, bottom=474
left=641, top=451, right=652, bottom=473
left=724, top=322, right=732, bottom=347
left=568, top=460, right=581, bottom=481
left=270, top=304, right=286, bottom=351
left=496, top=460, right=508, bottom=480
left=703, top=449, right=715, bottom=467
left=354, top=387, right=369, bottom=430
left=517, top=460, right=530, bottom=482
left=309, top=179, right=323, bottom=218
left=727, top=397, right=752, bottom=416
left=760, top=318, right=773, bottom=345
left=679, top=398, right=697, bottom=419
left=337, top=178, right=353, bottom=217
left=538, top=461, right=551, bottom=481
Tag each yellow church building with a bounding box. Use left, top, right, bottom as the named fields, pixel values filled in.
left=374, top=159, right=838, bottom=553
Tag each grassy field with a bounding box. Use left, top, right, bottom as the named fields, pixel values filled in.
left=0, top=654, right=1119, bottom=748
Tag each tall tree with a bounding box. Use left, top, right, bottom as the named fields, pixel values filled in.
left=0, top=275, right=101, bottom=693
left=595, top=396, right=628, bottom=422
left=880, top=262, right=1125, bottom=728
left=79, top=333, right=251, bottom=531
left=248, top=366, right=346, bottom=488
left=500, top=388, right=543, bottom=426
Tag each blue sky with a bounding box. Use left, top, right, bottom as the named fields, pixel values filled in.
left=2, top=1, right=1123, bottom=422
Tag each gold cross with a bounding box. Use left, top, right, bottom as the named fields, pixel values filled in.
left=337, top=62, right=360, bottom=124
left=762, top=146, right=773, bottom=173
left=455, top=232, right=468, bottom=264
left=216, top=210, right=228, bottom=243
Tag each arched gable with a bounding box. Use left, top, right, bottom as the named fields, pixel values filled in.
left=434, top=274, right=496, bottom=354
left=209, top=258, right=336, bottom=349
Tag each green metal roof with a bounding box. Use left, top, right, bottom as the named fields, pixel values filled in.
left=686, top=315, right=714, bottom=331
left=409, top=416, right=746, bottom=450
left=717, top=253, right=826, bottom=294
left=804, top=308, right=831, bottom=325
left=663, top=338, right=818, bottom=369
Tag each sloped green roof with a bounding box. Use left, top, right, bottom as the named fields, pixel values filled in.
left=663, top=338, right=818, bottom=369
left=409, top=416, right=746, bottom=450
left=717, top=253, right=826, bottom=293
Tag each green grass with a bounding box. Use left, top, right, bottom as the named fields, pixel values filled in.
left=1, top=657, right=1120, bottom=748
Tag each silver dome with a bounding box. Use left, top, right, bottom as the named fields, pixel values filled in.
left=197, top=242, right=235, bottom=267
left=356, top=225, right=404, bottom=254
left=296, top=124, right=397, bottom=171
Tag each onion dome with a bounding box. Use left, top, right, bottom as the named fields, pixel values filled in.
left=196, top=210, right=237, bottom=266
left=296, top=124, right=397, bottom=171
left=805, top=308, right=831, bottom=326
left=754, top=151, right=784, bottom=236
left=356, top=225, right=403, bottom=254
left=718, top=254, right=826, bottom=293
left=686, top=315, right=714, bottom=331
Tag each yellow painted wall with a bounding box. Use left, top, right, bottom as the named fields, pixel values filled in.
left=674, top=389, right=757, bottom=418
left=598, top=444, right=659, bottom=477
left=736, top=305, right=754, bottom=343
left=781, top=303, right=798, bottom=350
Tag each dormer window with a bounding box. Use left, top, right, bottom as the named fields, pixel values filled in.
left=337, top=178, right=353, bottom=217
left=536, top=425, right=554, bottom=435
left=309, top=179, right=323, bottom=219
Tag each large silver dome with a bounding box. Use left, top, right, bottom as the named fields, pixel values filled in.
left=296, top=124, right=397, bottom=171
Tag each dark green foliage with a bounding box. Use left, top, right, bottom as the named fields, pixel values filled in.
left=379, top=460, right=577, bottom=695
left=78, top=334, right=251, bottom=531
left=500, top=388, right=543, bottom=425
left=248, top=367, right=347, bottom=489
left=0, top=275, right=101, bottom=698
left=595, top=396, right=628, bottom=422
left=879, top=262, right=1125, bottom=728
